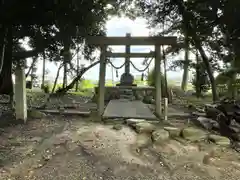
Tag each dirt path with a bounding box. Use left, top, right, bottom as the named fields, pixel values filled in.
left=0, top=115, right=240, bottom=180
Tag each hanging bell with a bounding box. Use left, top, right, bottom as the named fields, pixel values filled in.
left=141, top=73, right=144, bottom=81
left=116, top=70, right=118, bottom=78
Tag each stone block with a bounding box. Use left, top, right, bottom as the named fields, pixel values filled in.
left=112, top=124, right=123, bottom=131
left=164, top=127, right=181, bottom=137
left=182, top=127, right=207, bottom=142
left=152, top=129, right=169, bottom=143
left=126, top=118, right=146, bottom=126
left=136, top=133, right=152, bottom=148
left=208, top=134, right=231, bottom=146
left=196, top=117, right=219, bottom=130
left=134, top=122, right=155, bottom=133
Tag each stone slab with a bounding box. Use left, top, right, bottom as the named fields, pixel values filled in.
left=103, top=100, right=157, bottom=120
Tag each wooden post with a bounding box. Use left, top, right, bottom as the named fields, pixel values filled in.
left=164, top=98, right=168, bottom=121
left=15, top=64, right=27, bottom=122
left=155, top=45, right=162, bottom=118
left=98, top=45, right=107, bottom=117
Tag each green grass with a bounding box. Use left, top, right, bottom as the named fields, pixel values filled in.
left=183, top=96, right=212, bottom=105
left=69, top=89, right=93, bottom=97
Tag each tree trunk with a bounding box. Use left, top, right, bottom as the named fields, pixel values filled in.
left=0, top=26, right=13, bottom=98
left=75, top=48, right=80, bottom=92
left=51, top=63, right=63, bottom=93
left=41, top=51, right=46, bottom=89
left=63, top=63, right=67, bottom=88
left=181, top=36, right=189, bottom=92
left=172, top=0, right=218, bottom=102
left=195, top=53, right=201, bottom=98
left=26, top=57, right=38, bottom=78
left=227, top=59, right=237, bottom=99
left=196, top=43, right=218, bottom=102
left=62, top=40, right=70, bottom=88
left=0, top=25, right=7, bottom=75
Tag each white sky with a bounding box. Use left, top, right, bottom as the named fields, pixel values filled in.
left=27, top=16, right=190, bottom=82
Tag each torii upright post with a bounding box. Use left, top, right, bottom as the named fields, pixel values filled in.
left=155, top=45, right=162, bottom=118
left=98, top=45, right=107, bottom=117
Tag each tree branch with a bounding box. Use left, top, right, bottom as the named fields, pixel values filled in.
left=13, top=49, right=42, bottom=60
left=56, top=59, right=100, bottom=94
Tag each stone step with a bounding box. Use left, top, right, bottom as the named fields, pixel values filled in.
left=119, top=95, right=135, bottom=100
left=39, top=109, right=91, bottom=116
left=119, top=93, right=134, bottom=96
left=119, top=89, right=134, bottom=94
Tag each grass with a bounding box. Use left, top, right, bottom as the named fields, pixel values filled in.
left=182, top=96, right=212, bottom=106
left=26, top=85, right=94, bottom=98
left=69, top=89, right=93, bottom=97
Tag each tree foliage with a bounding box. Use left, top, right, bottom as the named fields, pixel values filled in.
left=0, top=0, right=124, bottom=96
left=132, top=0, right=240, bottom=101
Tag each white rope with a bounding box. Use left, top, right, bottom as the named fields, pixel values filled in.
left=108, top=56, right=153, bottom=72
left=130, top=57, right=153, bottom=72
left=107, top=59, right=127, bottom=69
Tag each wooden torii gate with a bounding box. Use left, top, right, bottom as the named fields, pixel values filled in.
left=87, top=35, right=177, bottom=118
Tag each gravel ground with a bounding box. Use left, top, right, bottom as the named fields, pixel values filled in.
left=0, top=115, right=240, bottom=180
left=0, top=93, right=240, bottom=180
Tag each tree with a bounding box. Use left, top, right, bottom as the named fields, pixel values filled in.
left=0, top=0, right=123, bottom=98
left=181, top=35, right=189, bottom=92
left=134, top=0, right=240, bottom=101
left=192, top=55, right=211, bottom=97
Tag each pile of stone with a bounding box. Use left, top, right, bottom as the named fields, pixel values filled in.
left=190, top=98, right=240, bottom=142
left=124, top=118, right=231, bottom=148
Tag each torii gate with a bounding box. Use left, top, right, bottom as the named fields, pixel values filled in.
left=86, top=34, right=177, bottom=118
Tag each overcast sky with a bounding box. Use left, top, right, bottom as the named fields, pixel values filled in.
left=28, top=16, right=190, bottom=82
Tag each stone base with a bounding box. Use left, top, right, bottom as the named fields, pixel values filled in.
left=92, top=86, right=157, bottom=103
left=102, top=100, right=157, bottom=119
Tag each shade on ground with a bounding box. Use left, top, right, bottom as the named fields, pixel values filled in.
left=103, top=100, right=157, bottom=120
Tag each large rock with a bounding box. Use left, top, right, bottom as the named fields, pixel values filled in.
left=143, top=95, right=154, bottom=104
left=134, top=122, right=155, bottom=133
left=28, top=110, right=46, bottom=119
left=182, top=127, right=207, bottom=142
left=208, top=134, right=231, bottom=146
left=164, top=127, right=181, bottom=137
left=112, top=124, right=123, bottom=131
left=196, top=117, right=219, bottom=130
left=134, top=91, right=145, bottom=101
left=152, top=129, right=169, bottom=143
left=205, top=106, right=222, bottom=120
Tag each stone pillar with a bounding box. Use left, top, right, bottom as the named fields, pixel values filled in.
left=15, top=65, right=27, bottom=122
left=98, top=45, right=107, bottom=117
left=125, top=33, right=131, bottom=74
left=118, top=33, right=135, bottom=86
left=155, top=45, right=162, bottom=118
